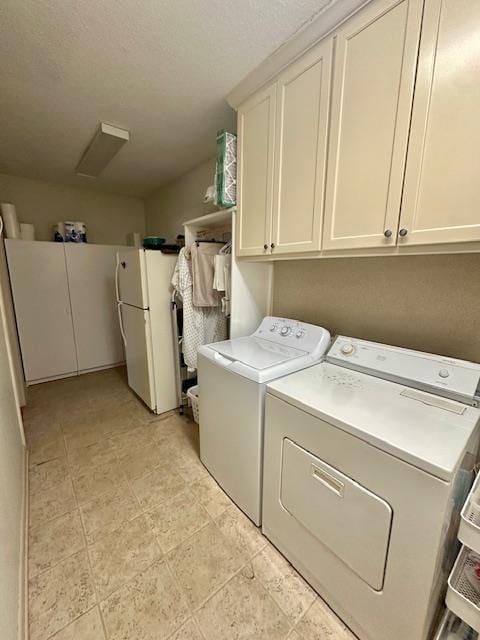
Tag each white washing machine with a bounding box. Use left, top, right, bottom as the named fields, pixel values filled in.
left=263, top=336, right=480, bottom=640
left=197, top=316, right=330, bottom=525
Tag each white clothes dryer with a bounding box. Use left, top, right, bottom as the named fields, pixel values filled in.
left=262, top=336, right=480, bottom=640
left=197, top=316, right=330, bottom=525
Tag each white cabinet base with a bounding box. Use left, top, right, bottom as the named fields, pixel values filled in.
left=6, top=240, right=126, bottom=385
left=27, top=363, right=124, bottom=387
left=6, top=240, right=78, bottom=383
left=65, top=243, right=124, bottom=372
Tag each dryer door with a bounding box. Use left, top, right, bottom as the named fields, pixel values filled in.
left=280, top=438, right=392, bottom=590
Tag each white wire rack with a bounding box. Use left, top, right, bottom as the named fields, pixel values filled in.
left=446, top=546, right=480, bottom=632
left=459, top=473, right=480, bottom=555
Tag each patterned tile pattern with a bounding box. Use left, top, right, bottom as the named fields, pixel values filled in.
left=27, top=366, right=356, bottom=640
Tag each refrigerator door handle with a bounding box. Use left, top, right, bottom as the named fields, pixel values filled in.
left=115, top=254, right=121, bottom=304
left=117, top=302, right=127, bottom=346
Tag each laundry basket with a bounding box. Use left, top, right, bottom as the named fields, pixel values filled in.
left=187, top=385, right=200, bottom=423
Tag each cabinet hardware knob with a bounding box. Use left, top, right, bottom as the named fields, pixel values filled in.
left=263, top=244, right=268, bottom=250
left=399, top=228, right=408, bottom=237
left=270, top=243, right=275, bottom=249
left=384, top=229, right=392, bottom=238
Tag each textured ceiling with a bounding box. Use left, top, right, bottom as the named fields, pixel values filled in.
left=0, top=0, right=333, bottom=197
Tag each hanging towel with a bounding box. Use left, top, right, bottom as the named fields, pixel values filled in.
left=223, top=258, right=231, bottom=300
left=191, top=243, right=222, bottom=307
left=213, top=254, right=231, bottom=292
left=221, top=297, right=231, bottom=317
left=172, top=248, right=227, bottom=371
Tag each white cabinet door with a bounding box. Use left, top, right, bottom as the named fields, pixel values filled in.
left=322, top=0, right=423, bottom=250
left=236, top=84, right=276, bottom=257
left=65, top=244, right=124, bottom=372
left=400, top=0, right=480, bottom=246
left=6, top=240, right=77, bottom=383
left=271, top=39, right=333, bottom=255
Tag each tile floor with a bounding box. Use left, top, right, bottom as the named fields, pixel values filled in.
left=25, top=367, right=356, bottom=640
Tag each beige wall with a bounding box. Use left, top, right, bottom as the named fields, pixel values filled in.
left=273, top=254, right=480, bottom=363
left=0, top=278, right=26, bottom=640
left=145, top=157, right=216, bottom=242
left=0, top=238, right=25, bottom=406
left=0, top=173, right=145, bottom=245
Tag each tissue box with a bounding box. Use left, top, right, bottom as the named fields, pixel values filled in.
left=215, top=129, right=236, bottom=208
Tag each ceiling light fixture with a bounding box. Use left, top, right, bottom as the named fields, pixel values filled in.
left=76, top=122, right=130, bottom=177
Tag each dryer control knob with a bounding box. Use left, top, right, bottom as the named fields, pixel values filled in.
left=438, top=369, right=450, bottom=378
left=270, top=325, right=276, bottom=332
left=295, top=330, right=303, bottom=339
left=280, top=326, right=291, bottom=337
left=340, top=343, right=355, bottom=355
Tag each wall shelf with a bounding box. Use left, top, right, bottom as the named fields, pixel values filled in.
left=183, top=207, right=235, bottom=230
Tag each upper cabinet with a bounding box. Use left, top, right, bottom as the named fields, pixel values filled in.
left=234, top=0, right=480, bottom=259
left=236, top=85, right=276, bottom=257
left=322, top=0, right=422, bottom=251
left=399, top=0, right=480, bottom=246
left=236, top=40, right=333, bottom=257
left=271, top=39, right=332, bottom=255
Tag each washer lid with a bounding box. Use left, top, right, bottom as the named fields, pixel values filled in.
left=211, top=336, right=307, bottom=370
left=267, top=362, right=480, bottom=481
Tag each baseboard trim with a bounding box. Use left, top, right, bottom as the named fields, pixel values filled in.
left=77, top=361, right=125, bottom=376
left=27, top=362, right=126, bottom=386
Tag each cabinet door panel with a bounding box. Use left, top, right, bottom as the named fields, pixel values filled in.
left=400, top=0, right=480, bottom=245
left=65, top=244, right=124, bottom=372
left=6, top=240, right=77, bottom=383
left=236, top=84, right=276, bottom=257
left=323, top=0, right=422, bottom=250
left=272, top=39, right=332, bottom=255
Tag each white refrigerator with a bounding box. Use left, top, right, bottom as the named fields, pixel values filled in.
left=116, top=249, right=177, bottom=414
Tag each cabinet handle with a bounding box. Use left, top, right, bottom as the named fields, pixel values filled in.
left=383, top=229, right=392, bottom=238
left=263, top=244, right=268, bottom=250
left=399, top=228, right=408, bottom=237
left=270, top=243, right=275, bottom=249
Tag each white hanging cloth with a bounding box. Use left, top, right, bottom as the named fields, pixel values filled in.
left=213, top=254, right=231, bottom=292
left=171, top=247, right=227, bottom=371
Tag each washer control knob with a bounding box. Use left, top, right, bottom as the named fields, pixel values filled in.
left=280, top=326, right=291, bottom=337
left=270, top=325, right=276, bottom=332
left=340, top=343, right=355, bottom=355
left=295, top=330, right=303, bottom=339
left=438, top=369, right=450, bottom=379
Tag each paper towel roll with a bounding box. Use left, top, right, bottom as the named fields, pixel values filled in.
left=203, top=185, right=215, bottom=203
left=1, top=203, right=21, bottom=238
left=20, top=223, right=35, bottom=241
